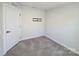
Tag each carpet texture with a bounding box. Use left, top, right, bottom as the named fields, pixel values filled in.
left=5, top=36, right=79, bottom=56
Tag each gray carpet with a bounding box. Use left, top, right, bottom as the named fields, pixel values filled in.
left=5, top=36, right=79, bottom=56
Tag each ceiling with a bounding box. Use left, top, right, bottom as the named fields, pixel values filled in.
left=19, top=2, right=71, bottom=10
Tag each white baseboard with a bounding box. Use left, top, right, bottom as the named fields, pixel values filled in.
left=3, top=40, right=20, bottom=56
left=45, top=34, right=79, bottom=55
left=3, top=34, right=79, bottom=55
left=3, top=34, right=44, bottom=56
left=21, top=34, right=44, bottom=41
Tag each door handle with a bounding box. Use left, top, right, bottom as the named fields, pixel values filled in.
left=6, top=31, right=11, bottom=33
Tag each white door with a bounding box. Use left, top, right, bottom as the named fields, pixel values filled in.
left=4, top=4, right=22, bottom=53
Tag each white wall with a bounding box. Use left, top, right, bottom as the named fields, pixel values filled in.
left=21, top=7, right=45, bottom=40
left=46, top=3, right=79, bottom=53
left=3, top=3, right=23, bottom=54
left=0, top=3, right=3, bottom=55
left=1, top=3, right=45, bottom=55
left=2, top=2, right=79, bottom=55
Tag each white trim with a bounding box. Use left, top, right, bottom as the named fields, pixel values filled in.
left=21, top=34, right=44, bottom=40
left=45, top=34, right=79, bottom=55
left=3, top=34, right=79, bottom=55
left=3, top=35, right=44, bottom=55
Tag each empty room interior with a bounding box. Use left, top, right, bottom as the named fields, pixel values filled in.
left=0, top=2, right=79, bottom=56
